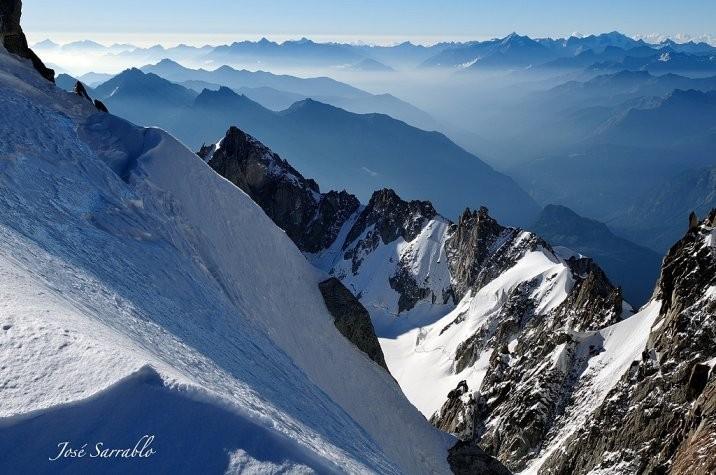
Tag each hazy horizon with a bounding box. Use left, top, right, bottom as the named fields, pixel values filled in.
left=25, top=30, right=716, bottom=49
left=22, top=0, right=716, bottom=48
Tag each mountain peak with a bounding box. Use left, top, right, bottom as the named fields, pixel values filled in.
left=198, top=85, right=238, bottom=99
left=538, top=203, right=612, bottom=235
left=156, top=58, right=181, bottom=66
left=117, top=67, right=145, bottom=79
left=34, top=38, right=58, bottom=48
left=283, top=97, right=337, bottom=115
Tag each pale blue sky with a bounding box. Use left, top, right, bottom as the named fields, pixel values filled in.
left=23, top=0, right=716, bottom=46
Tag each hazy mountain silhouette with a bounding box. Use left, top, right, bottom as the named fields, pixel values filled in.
left=93, top=69, right=539, bottom=224
left=532, top=204, right=661, bottom=306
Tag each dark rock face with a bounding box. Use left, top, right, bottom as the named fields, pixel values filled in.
left=202, top=126, right=360, bottom=253
left=445, top=207, right=507, bottom=299
left=93, top=99, right=108, bottom=113
left=430, top=380, right=477, bottom=439
left=445, top=207, right=548, bottom=301
left=318, top=278, right=388, bottom=371
left=538, top=209, right=716, bottom=474
left=447, top=440, right=513, bottom=475
left=345, top=189, right=437, bottom=246
left=553, top=257, right=623, bottom=331
left=389, top=262, right=432, bottom=312
left=74, top=81, right=92, bottom=102
left=0, top=0, right=54, bottom=82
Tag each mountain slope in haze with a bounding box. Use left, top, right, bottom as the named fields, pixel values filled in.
left=141, top=59, right=439, bottom=130
left=349, top=57, right=395, bottom=72
left=611, top=166, right=716, bottom=252
left=55, top=72, right=86, bottom=92
left=195, top=91, right=538, bottom=225
left=512, top=88, right=716, bottom=235
left=539, top=70, right=716, bottom=111
left=78, top=71, right=115, bottom=86
left=0, top=30, right=462, bottom=475
left=93, top=67, right=197, bottom=124
left=141, top=58, right=365, bottom=98
left=532, top=204, right=661, bottom=307
left=94, top=70, right=540, bottom=225
left=589, top=88, right=716, bottom=150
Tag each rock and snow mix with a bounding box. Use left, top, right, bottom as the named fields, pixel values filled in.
left=200, top=114, right=716, bottom=474
left=3, top=16, right=715, bottom=472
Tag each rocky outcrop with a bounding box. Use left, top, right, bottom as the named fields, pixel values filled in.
left=345, top=189, right=437, bottom=247
left=318, top=277, right=388, bottom=371
left=445, top=207, right=548, bottom=300
left=0, top=0, right=54, bottom=82
left=201, top=126, right=360, bottom=253
left=73, top=80, right=108, bottom=112
left=538, top=210, right=716, bottom=474
left=430, top=380, right=478, bottom=439
left=552, top=256, right=624, bottom=331
left=445, top=207, right=508, bottom=299
left=74, top=81, right=92, bottom=102
left=93, top=99, right=108, bottom=113
left=448, top=440, right=512, bottom=475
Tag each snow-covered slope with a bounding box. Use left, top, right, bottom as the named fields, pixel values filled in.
left=0, top=45, right=454, bottom=473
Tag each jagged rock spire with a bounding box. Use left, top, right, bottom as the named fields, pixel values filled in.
left=689, top=210, right=699, bottom=231
left=0, top=0, right=54, bottom=82
left=73, top=80, right=109, bottom=112
left=74, top=81, right=92, bottom=102
left=200, top=126, right=359, bottom=253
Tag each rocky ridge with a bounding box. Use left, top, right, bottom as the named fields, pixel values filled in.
left=200, top=126, right=360, bottom=254
left=200, top=126, right=715, bottom=475
left=199, top=126, right=644, bottom=474
left=538, top=209, right=716, bottom=474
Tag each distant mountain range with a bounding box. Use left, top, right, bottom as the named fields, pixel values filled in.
left=33, top=31, right=716, bottom=72
left=89, top=68, right=539, bottom=225
left=43, top=32, right=716, bottom=260
left=421, top=33, right=559, bottom=69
